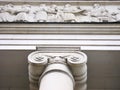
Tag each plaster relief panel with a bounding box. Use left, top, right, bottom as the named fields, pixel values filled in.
left=0, top=2, right=120, bottom=22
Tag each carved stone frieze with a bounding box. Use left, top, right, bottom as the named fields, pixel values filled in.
left=0, top=3, right=120, bottom=22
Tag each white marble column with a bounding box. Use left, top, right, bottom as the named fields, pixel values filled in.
left=39, top=61, right=75, bottom=90
left=28, top=51, right=87, bottom=90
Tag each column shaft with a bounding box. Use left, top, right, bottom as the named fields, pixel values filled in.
left=39, top=71, right=74, bottom=90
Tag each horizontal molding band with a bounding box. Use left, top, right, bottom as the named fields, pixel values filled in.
left=0, top=46, right=36, bottom=50
left=0, top=34, right=120, bottom=40
left=0, top=34, right=120, bottom=50
left=0, top=40, right=120, bottom=46
left=0, top=45, right=120, bottom=51
left=0, top=1, right=119, bottom=5
left=81, top=46, right=120, bottom=51
left=0, top=23, right=120, bottom=34
left=0, top=23, right=120, bottom=50
left=1, top=35, right=120, bottom=41
left=0, top=1, right=119, bottom=3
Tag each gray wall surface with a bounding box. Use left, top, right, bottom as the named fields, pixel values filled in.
left=0, top=50, right=120, bottom=90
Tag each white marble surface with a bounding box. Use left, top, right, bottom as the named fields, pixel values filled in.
left=0, top=3, right=120, bottom=22
left=28, top=51, right=87, bottom=90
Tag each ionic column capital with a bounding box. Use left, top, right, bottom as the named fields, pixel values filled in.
left=28, top=51, right=87, bottom=90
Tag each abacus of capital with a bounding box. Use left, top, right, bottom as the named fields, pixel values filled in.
left=28, top=50, right=87, bottom=90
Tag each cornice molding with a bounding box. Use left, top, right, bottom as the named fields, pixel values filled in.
left=0, top=23, right=120, bottom=34
left=0, top=23, right=120, bottom=50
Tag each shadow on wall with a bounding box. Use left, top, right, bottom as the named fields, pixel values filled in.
left=0, top=50, right=120, bottom=90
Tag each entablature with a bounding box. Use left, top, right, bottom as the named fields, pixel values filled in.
left=0, top=1, right=120, bottom=50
